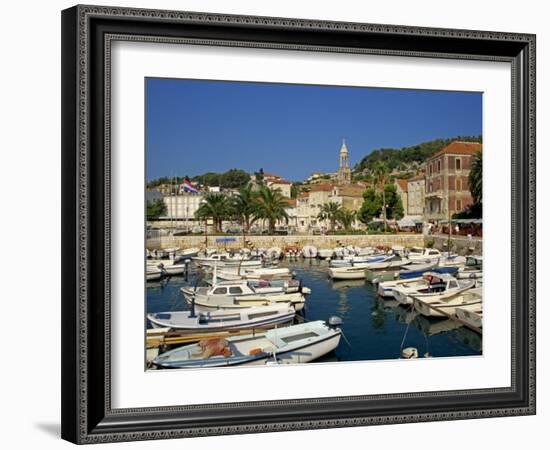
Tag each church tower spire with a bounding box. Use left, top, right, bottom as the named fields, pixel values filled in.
left=337, top=138, right=351, bottom=184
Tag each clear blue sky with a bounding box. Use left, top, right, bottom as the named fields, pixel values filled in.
left=146, top=78, right=482, bottom=181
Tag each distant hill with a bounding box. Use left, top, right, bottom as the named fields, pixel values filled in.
left=353, top=135, right=482, bottom=174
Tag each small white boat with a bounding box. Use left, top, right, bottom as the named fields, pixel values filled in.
left=151, top=320, right=342, bottom=369
left=402, top=260, right=438, bottom=272
left=318, top=248, right=335, bottom=259
left=329, top=254, right=387, bottom=267
left=364, top=254, right=411, bottom=271
left=413, top=287, right=482, bottom=318
left=147, top=305, right=296, bottom=331
left=181, top=280, right=308, bottom=311
left=355, top=247, right=377, bottom=256
left=192, top=253, right=264, bottom=268
left=456, top=256, right=483, bottom=279
left=146, top=265, right=164, bottom=281
left=216, top=267, right=293, bottom=281
left=406, top=247, right=442, bottom=262
left=377, top=276, right=425, bottom=298
left=177, top=247, right=201, bottom=259
left=437, top=253, right=466, bottom=268
left=302, top=245, right=318, bottom=258
left=394, top=273, right=475, bottom=305
left=328, top=255, right=405, bottom=279
left=151, top=259, right=188, bottom=276
left=456, top=302, right=483, bottom=329
left=328, top=265, right=370, bottom=280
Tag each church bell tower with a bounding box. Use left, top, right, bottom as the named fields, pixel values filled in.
left=337, top=139, right=351, bottom=185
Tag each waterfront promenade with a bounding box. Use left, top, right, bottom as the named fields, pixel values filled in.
left=148, top=233, right=425, bottom=251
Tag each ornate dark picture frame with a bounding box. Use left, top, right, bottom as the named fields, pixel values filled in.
left=61, top=4, right=536, bottom=444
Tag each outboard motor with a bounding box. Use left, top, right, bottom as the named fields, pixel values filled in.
left=327, top=316, right=343, bottom=328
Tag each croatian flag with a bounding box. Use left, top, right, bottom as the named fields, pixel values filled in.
left=182, top=179, right=198, bottom=194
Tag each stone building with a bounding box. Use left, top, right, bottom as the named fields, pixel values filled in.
left=259, top=172, right=293, bottom=198
left=424, top=141, right=481, bottom=222
left=394, top=179, right=409, bottom=214
left=163, top=193, right=203, bottom=222
left=407, top=173, right=425, bottom=216
left=292, top=182, right=366, bottom=232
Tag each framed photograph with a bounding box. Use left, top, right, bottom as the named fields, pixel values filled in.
left=61, top=5, right=536, bottom=444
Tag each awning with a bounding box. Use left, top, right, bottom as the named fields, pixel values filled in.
left=397, top=218, right=415, bottom=227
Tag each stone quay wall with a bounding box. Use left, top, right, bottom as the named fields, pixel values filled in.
left=428, top=234, right=483, bottom=255
left=147, top=233, right=426, bottom=251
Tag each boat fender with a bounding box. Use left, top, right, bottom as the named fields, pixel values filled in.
left=401, top=347, right=419, bottom=359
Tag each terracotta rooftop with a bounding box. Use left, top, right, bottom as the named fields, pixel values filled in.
left=285, top=198, right=297, bottom=207
left=263, top=172, right=282, bottom=179
left=297, top=192, right=309, bottom=199
left=395, top=179, right=409, bottom=192
left=309, top=183, right=334, bottom=192
left=337, top=185, right=365, bottom=197
left=431, top=141, right=482, bottom=158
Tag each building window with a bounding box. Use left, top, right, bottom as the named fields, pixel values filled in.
left=437, top=160, right=441, bottom=172
left=456, top=178, right=462, bottom=191
left=456, top=199, right=462, bottom=211
left=456, top=158, right=461, bottom=170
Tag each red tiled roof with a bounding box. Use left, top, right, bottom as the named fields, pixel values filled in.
left=285, top=198, right=297, bottom=207
left=337, top=185, right=365, bottom=197
left=309, top=183, right=334, bottom=192
left=263, top=172, right=281, bottom=179
left=431, top=141, right=482, bottom=158
left=395, top=179, right=408, bottom=192
left=297, top=192, right=309, bottom=199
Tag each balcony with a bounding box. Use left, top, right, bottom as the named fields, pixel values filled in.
left=425, top=189, right=444, bottom=199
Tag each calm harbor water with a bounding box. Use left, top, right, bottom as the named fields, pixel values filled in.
left=146, top=259, right=482, bottom=363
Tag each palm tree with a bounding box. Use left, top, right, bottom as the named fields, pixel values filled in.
left=232, top=184, right=259, bottom=236
left=195, top=193, right=232, bottom=233
left=337, top=208, right=356, bottom=231
left=254, top=186, right=289, bottom=234
left=317, top=202, right=342, bottom=231
left=469, top=151, right=482, bottom=205
left=373, top=161, right=389, bottom=231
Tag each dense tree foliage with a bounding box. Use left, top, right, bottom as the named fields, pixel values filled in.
left=383, top=184, right=405, bottom=220
left=337, top=208, right=357, bottom=231
left=194, top=193, right=234, bottom=232
left=231, top=184, right=259, bottom=234
left=317, top=202, right=342, bottom=231
left=254, top=186, right=289, bottom=234
left=357, top=188, right=382, bottom=224
left=357, top=185, right=404, bottom=224
left=353, top=135, right=482, bottom=174
left=147, top=169, right=250, bottom=190
left=192, top=169, right=250, bottom=189
left=469, top=151, right=482, bottom=206
left=146, top=199, right=167, bottom=220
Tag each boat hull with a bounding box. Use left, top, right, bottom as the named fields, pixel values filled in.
left=147, top=310, right=295, bottom=332
left=153, top=329, right=341, bottom=369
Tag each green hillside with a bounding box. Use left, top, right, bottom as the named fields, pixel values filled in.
left=353, top=135, right=482, bottom=174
